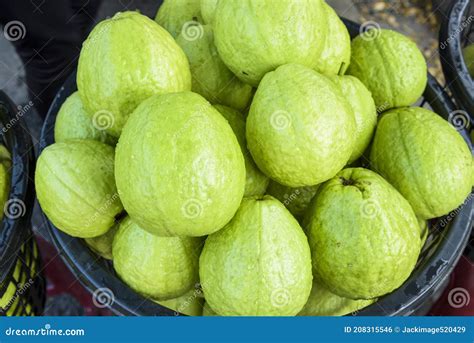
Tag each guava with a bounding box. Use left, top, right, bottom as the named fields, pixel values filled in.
left=35, top=140, right=123, bottom=238
left=155, top=287, right=204, bottom=316
left=214, top=105, right=269, bottom=196
left=266, top=181, right=319, bottom=220
left=200, top=0, right=218, bottom=25
left=330, top=75, right=377, bottom=163
left=213, top=0, right=327, bottom=86
left=298, top=279, right=375, bottom=316
left=77, top=11, right=191, bottom=137
left=247, top=64, right=355, bottom=187
left=155, top=0, right=203, bottom=38
left=314, top=3, right=351, bottom=75
left=370, top=107, right=473, bottom=219
left=202, top=302, right=217, bottom=316
left=54, top=92, right=116, bottom=145
left=418, top=217, right=428, bottom=247
left=176, top=25, right=253, bottom=111
left=84, top=222, right=119, bottom=260
left=200, top=196, right=312, bottom=316
left=306, top=167, right=420, bottom=300
left=115, top=92, right=245, bottom=237
left=347, top=29, right=427, bottom=110
left=0, top=144, right=11, bottom=220
left=463, top=44, right=474, bottom=77
left=113, top=217, right=202, bottom=300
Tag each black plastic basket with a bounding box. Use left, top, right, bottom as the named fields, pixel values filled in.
left=38, top=18, right=473, bottom=316
left=0, top=91, right=46, bottom=316
left=439, top=0, right=474, bottom=121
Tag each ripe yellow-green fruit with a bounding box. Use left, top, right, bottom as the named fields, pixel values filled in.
left=202, top=302, right=218, bottom=316
left=213, top=0, right=327, bottom=86
left=370, top=107, right=473, bottom=219
left=36, top=140, right=123, bottom=238
left=155, top=288, right=204, bottom=316
left=214, top=105, right=269, bottom=196
left=113, top=217, right=202, bottom=300
left=347, top=29, right=427, bottom=110
left=85, top=223, right=119, bottom=260
left=200, top=196, right=313, bottom=316
left=155, top=0, right=203, bottom=38
left=266, top=182, right=319, bottom=220
left=200, top=0, right=218, bottom=25
left=77, top=11, right=191, bottom=137
left=0, top=144, right=11, bottom=220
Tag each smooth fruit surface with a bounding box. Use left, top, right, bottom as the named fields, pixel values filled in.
left=347, top=29, right=427, bottom=110
left=155, top=0, right=203, bottom=38
left=214, top=105, right=269, bottom=196
left=201, top=0, right=218, bottom=25
left=314, top=3, right=351, bottom=75
left=370, top=107, right=473, bottom=219
left=177, top=26, right=253, bottom=111
left=36, top=140, right=123, bottom=238
left=330, top=75, right=377, bottom=163
left=247, top=63, right=355, bottom=187
left=113, top=217, right=202, bottom=300
left=200, top=196, right=312, bottom=316
left=214, top=0, right=327, bottom=86
left=115, top=92, right=245, bottom=237
left=155, top=287, right=204, bottom=316
left=77, top=11, right=191, bottom=137
left=84, top=223, right=119, bottom=260
left=54, top=92, right=115, bottom=145
left=306, top=168, right=420, bottom=300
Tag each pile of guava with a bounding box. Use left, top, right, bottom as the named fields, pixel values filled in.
left=35, top=0, right=473, bottom=316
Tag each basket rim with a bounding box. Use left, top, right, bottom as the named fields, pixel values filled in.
left=39, top=18, right=474, bottom=316
left=0, top=91, right=36, bottom=286
left=439, top=0, right=474, bottom=116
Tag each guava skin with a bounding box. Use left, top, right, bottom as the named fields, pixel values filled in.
left=35, top=140, right=123, bottom=238
left=115, top=92, right=246, bottom=237
left=370, top=107, right=473, bottom=219
left=247, top=63, right=356, bottom=187
left=155, top=0, right=203, bottom=38
left=306, top=168, right=421, bottom=300
left=314, top=3, right=351, bottom=76
left=330, top=75, right=377, bottom=163
left=54, top=92, right=116, bottom=145
left=200, top=196, right=313, bottom=316
left=214, top=0, right=327, bottom=86
left=298, top=279, right=375, bottom=316
left=214, top=104, right=269, bottom=196
left=463, top=44, right=474, bottom=77
left=200, top=0, right=218, bottom=25
left=202, top=301, right=218, bottom=316
left=266, top=181, right=319, bottom=220
left=84, top=222, right=119, bottom=260
left=176, top=26, right=253, bottom=111
left=77, top=11, right=191, bottom=137
left=155, top=288, right=204, bottom=316
left=0, top=145, right=11, bottom=221
left=347, top=29, right=427, bottom=110
left=113, top=217, right=202, bottom=300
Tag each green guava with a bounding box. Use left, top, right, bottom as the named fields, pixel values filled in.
left=213, top=0, right=327, bottom=86
left=314, top=3, right=351, bottom=75
left=246, top=64, right=355, bottom=187
left=306, top=167, right=420, bottom=300
left=115, top=92, right=245, bottom=237
left=84, top=222, right=119, bottom=260
left=0, top=144, right=11, bottom=167
left=347, top=29, right=427, bottom=110
left=54, top=92, right=116, bottom=145
left=214, top=104, right=269, bottom=196
left=77, top=11, right=191, bottom=137
left=202, top=302, right=218, bottom=316
left=0, top=144, right=11, bottom=220
left=266, top=181, right=319, bottom=220
left=370, top=107, right=473, bottom=219
left=155, top=0, right=203, bottom=38
left=200, top=0, right=218, bottom=25
left=418, top=217, right=428, bottom=247
left=330, top=75, right=377, bottom=163
left=113, top=217, right=202, bottom=300
left=35, top=140, right=123, bottom=238
left=155, top=287, right=204, bottom=316
left=176, top=25, right=253, bottom=111
left=200, top=196, right=313, bottom=316
left=298, top=279, right=375, bottom=316
left=463, top=44, right=474, bottom=77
